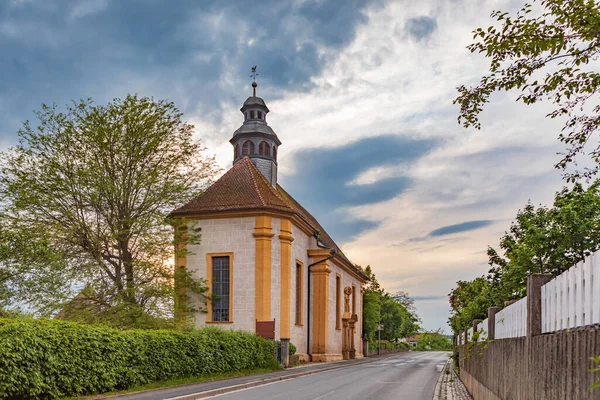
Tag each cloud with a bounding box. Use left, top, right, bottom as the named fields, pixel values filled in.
left=0, top=0, right=574, bottom=333
left=0, top=0, right=380, bottom=142
left=280, top=134, right=438, bottom=242
left=405, top=15, right=438, bottom=40
left=429, top=220, right=495, bottom=237
left=412, top=295, right=447, bottom=301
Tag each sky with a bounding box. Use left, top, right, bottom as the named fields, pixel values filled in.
left=0, top=0, right=570, bottom=332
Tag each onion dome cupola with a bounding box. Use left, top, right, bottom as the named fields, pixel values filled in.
left=230, top=67, right=281, bottom=186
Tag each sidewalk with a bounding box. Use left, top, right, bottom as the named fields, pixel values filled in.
left=433, top=360, right=472, bottom=400
left=108, top=354, right=394, bottom=400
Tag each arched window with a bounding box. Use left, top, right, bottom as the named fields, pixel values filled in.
left=273, top=146, right=277, bottom=161
left=259, top=141, right=270, bottom=156
left=242, top=140, right=255, bottom=155
left=235, top=143, right=240, bottom=158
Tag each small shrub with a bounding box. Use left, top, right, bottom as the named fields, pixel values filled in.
left=0, top=318, right=276, bottom=399
left=591, top=356, right=600, bottom=391
left=275, top=341, right=297, bottom=355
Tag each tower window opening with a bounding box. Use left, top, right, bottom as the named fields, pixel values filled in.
left=273, top=146, right=277, bottom=161
left=242, top=140, right=255, bottom=155
left=250, top=110, right=255, bottom=119
left=235, top=143, right=240, bottom=158
left=259, top=141, right=270, bottom=156
left=258, top=111, right=262, bottom=119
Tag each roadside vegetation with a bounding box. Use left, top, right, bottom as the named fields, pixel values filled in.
left=414, top=331, right=453, bottom=351
left=0, top=318, right=279, bottom=399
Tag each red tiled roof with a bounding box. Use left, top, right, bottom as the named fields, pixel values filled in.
left=171, top=157, right=292, bottom=214
left=171, top=157, right=362, bottom=276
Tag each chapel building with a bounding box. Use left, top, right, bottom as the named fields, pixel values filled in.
left=171, top=82, right=367, bottom=362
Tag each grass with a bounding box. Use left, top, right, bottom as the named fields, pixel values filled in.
left=68, top=366, right=283, bottom=399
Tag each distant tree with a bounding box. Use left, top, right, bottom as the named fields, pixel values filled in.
left=0, top=95, right=218, bottom=327
left=415, top=330, right=453, bottom=351
left=455, top=0, right=600, bottom=181
left=360, top=264, right=420, bottom=343
left=362, top=265, right=383, bottom=293
left=391, top=290, right=416, bottom=312
left=448, top=180, right=600, bottom=333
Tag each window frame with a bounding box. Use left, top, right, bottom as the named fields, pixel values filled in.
left=352, top=284, right=356, bottom=315
left=335, top=273, right=342, bottom=330
left=242, top=140, right=255, bottom=155
left=259, top=141, right=271, bottom=157
left=206, top=252, right=234, bottom=324
left=295, top=260, right=304, bottom=326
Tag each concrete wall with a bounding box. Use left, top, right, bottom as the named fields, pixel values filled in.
left=187, top=217, right=256, bottom=331
left=458, top=328, right=600, bottom=400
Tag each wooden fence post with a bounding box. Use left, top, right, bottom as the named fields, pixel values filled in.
left=487, top=306, right=502, bottom=340
left=526, top=274, right=553, bottom=337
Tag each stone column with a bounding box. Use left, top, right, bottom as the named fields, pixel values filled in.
left=254, top=216, right=274, bottom=322
left=349, top=314, right=357, bottom=359
left=526, top=274, right=553, bottom=337
left=487, top=306, right=502, bottom=340
left=362, top=338, right=369, bottom=357
left=308, top=249, right=332, bottom=361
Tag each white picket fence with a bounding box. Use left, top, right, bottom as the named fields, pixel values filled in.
left=541, top=253, right=600, bottom=333
left=479, top=318, right=488, bottom=340
left=495, top=297, right=528, bottom=339
left=458, top=251, right=600, bottom=343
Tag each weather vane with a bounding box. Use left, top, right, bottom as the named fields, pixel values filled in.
left=250, top=66, right=258, bottom=96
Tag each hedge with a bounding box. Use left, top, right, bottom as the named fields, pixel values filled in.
left=0, top=318, right=277, bottom=399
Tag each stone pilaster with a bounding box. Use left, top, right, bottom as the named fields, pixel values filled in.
left=308, top=249, right=332, bottom=361
left=279, top=219, right=294, bottom=339
left=254, top=216, right=274, bottom=322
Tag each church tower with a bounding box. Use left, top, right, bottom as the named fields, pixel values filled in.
left=230, top=73, right=281, bottom=186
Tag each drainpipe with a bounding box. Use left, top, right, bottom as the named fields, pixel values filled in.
left=306, top=233, right=336, bottom=358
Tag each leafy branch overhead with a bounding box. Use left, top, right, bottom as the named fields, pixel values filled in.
left=454, top=0, right=600, bottom=181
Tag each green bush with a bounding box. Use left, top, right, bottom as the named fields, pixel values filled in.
left=368, top=340, right=408, bottom=351
left=0, top=318, right=277, bottom=399
left=275, top=341, right=297, bottom=356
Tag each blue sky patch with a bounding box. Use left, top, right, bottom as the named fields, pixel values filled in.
left=280, top=134, right=438, bottom=242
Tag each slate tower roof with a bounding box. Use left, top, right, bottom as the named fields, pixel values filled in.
left=229, top=81, right=280, bottom=186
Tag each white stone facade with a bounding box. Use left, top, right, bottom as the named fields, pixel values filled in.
left=186, top=217, right=256, bottom=332
left=185, top=215, right=363, bottom=359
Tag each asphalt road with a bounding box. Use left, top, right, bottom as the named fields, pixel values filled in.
left=203, top=351, right=449, bottom=400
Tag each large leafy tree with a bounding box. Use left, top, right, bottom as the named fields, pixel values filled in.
left=0, top=95, right=218, bottom=327
left=455, top=0, right=600, bottom=180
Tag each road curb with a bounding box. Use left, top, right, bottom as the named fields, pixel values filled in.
left=164, top=357, right=380, bottom=400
